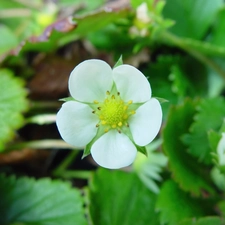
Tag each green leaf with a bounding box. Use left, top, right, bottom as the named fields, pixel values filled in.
left=145, top=55, right=207, bottom=118
left=208, top=130, right=222, bottom=155
left=87, top=22, right=135, bottom=56
left=83, top=125, right=106, bottom=158
left=58, top=0, right=105, bottom=15
left=169, top=64, right=192, bottom=98
left=208, top=65, right=225, bottom=97
left=19, top=8, right=130, bottom=54
left=181, top=57, right=208, bottom=96
left=0, top=69, right=28, bottom=151
left=162, top=99, right=214, bottom=196
left=89, top=168, right=160, bottom=225
left=217, top=200, right=225, bottom=219
left=113, top=55, right=123, bottom=68
left=183, top=97, right=225, bottom=164
left=156, top=180, right=206, bottom=225
left=208, top=130, right=222, bottom=169
left=0, top=174, right=87, bottom=225
left=0, top=25, right=18, bottom=55
left=210, top=8, right=225, bottom=48
left=0, top=1, right=55, bottom=47
left=143, top=55, right=180, bottom=117
left=155, top=97, right=169, bottom=103
left=59, top=97, right=75, bottom=102
left=131, top=0, right=148, bottom=8
left=178, top=217, right=224, bottom=225
left=163, top=0, right=223, bottom=39
left=131, top=0, right=166, bottom=16
left=135, top=145, right=147, bottom=156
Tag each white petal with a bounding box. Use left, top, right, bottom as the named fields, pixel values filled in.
left=91, top=130, right=137, bottom=169
left=129, top=98, right=162, bottom=146
left=113, top=64, right=151, bottom=103
left=69, top=59, right=113, bottom=102
left=56, top=101, right=99, bottom=147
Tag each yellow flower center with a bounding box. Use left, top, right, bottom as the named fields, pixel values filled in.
left=93, top=91, right=135, bottom=132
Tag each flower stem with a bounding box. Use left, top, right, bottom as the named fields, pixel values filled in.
left=30, top=101, right=62, bottom=110
left=53, top=150, right=79, bottom=176
left=159, top=31, right=225, bottom=80
left=52, top=150, right=91, bottom=180
left=56, top=170, right=91, bottom=179
left=7, top=139, right=74, bottom=151
left=8, top=140, right=89, bottom=180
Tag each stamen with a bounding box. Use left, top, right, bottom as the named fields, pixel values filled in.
left=94, top=89, right=135, bottom=131
left=101, top=120, right=107, bottom=125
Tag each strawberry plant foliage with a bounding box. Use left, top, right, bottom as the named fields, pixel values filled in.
left=162, top=99, right=214, bottom=196
left=1, top=0, right=225, bottom=224
left=178, top=216, right=224, bottom=225
left=89, top=169, right=160, bottom=225
left=13, top=8, right=130, bottom=55
left=156, top=180, right=207, bottom=225
left=183, top=97, right=225, bottom=164
left=163, top=0, right=223, bottom=39
left=0, top=69, right=28, bottom=151
left=0, top=174, right=87, bottom=225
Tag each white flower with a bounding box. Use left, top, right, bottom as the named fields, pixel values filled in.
left=56, top=59, right=162, bottom=169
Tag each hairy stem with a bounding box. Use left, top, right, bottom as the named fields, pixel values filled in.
left=53, top=150, right=80, bottom=177
left=160, top=31, right=225, bottom=80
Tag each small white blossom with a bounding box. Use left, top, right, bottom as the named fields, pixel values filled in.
left=130, top=2, right=151, bottom=37
left=56, top=59, right=162, bottom=169
left=136, top=2, right=151, bottom=24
